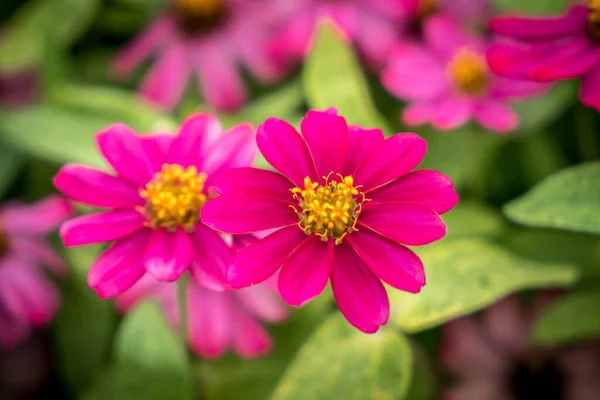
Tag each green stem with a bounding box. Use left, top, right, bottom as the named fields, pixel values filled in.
left=177, top=274, right=188, bottom=341
left=574, top=106, right=600, bottom=162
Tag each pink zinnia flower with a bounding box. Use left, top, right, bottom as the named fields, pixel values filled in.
left=441, top=294, right=600, bottom=400
left=0, top=196, right=72, bottom=349
left=201, top=108, right=458, bottom=333
left=269, top=0, right=401, bottom=65
left=111, top=0, right=285, bottom=111
left=117, top=272, right=287, bottom=358
left=382, top=16, right=547, bottom=133
left=53, top=113, right=256, bottom=298
left=488, top=2, right=600, bottom=111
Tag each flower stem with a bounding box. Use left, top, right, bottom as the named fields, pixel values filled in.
left=177, top=274, right=188, bottom=341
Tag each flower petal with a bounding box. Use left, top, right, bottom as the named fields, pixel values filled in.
left=201, top=195, right=298, bottom=234
left=234, top=283, right=288, bottom=323
left=481, top=296, right=528, bottom=356
left=227, top=225, right=307, bottom=288
left=188, top=225, right=233, bottom=292
left=474, top=100, right=518, bottom=133
left=331, top=242, right=389, bottom=333
left=53, top=164, right=143, bottom=208
left=402, top=102, right=435, bottom=126
left=354, top=134, right=427, bottom=192
left=347, top=229, right=425, bottom=293
left=300, top=109, right=348, bottom=178
left=424, top=15, right=473, bottom=59
left=231, top=308, right=272, bottom=358
left=581, top=63, right=600, bottom=111
left=527, top=39, right=599, bottom=82
left=257, top=117, right=318, bottom=187
left=212, top=167, right=293, bottom=203
left=140, top=133, right=172, bottom=167
left=368, top=169, right=458, bottom=214
left=342, top=126, right=385, bottom=176
left=202, top=123, right=257, bottom=178
left=431, top=96, right=474, bottom=131
left=144, top=227, right=193, bottom=282
left=359, top=202, right=446, bottom=246
left=278, top=236, right=333, bottom=307
left=60, top=210, right=145, bottom=247
left=96, top=124, right=157, bottom=185
left=0, top=195, right=72, bottom=235
left=168, top=113, right=222, bottom=168
left=9, top=237, right=66, bottom=275
left=88, top=229, right=151, bottom=298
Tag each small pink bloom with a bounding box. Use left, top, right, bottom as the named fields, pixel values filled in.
left=0, top=196, right=73, bottom=349
left=117, top=271, right=288, bottom=358
left=53, top=113, right=257, bottom=297
left=269, top=0, right=401, bottom=65
left=201, top=108, right=458, bottom=333
left=111, top=0, right=285, bottom=111
left=441, top=294, right=600, bottom=400
left=488, top=3, right=600, bottom=111
left=382, top=16, right=547, bottom=133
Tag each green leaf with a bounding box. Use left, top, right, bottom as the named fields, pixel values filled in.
left=303, top=20, right=390, bottom=133
left=442, top=199, right=506, bottom=239
left=54, top=247, right=116, bottom=394
left=0, top=0, right=100, bottom=73
left=114, top=301, right=192, bottom=400
left=388, top=239, right=578, bottom=332
left=532, top=289, right=600, bottom=345
left=271, top=314, right=413, bottom=400
left=513, top=81, right=577, bottom=134
left=0, top=145, right=24, bottom=198
left=0, top=105, right=110, bottom=168
left=504, top=162, right=600, bottom=235
left=492, top=0, right=570, bottom=14
left=405, top=342, right=437, bottom=400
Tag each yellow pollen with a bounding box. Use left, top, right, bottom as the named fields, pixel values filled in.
left=139, top=163, right=207, bottom=230
left=291, top=173, right=368, bottom=244
left=418, top=0, right=437, bottom=18
left=590, top=0, right=600, bottom=24
left=448, top=47, right=490, bottom=95
left=175, top=0, right=222, bottom=17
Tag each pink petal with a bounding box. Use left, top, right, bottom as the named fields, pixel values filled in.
left=140, top=134, right=172, bottom=167
left=257, top=117, right=318, bottom=188
left=87, top=229, right=151, bottom=298
left=53, top=164, right=143, bottom=208
left=300, top=109, right=348, bottom=178
left=96, top=124, right=157, bottom=186
left=268, top=9, right=316, bottom=62
left=431, top=96, right=474, bottom=131
left=227, top=225, right=307, bottom=288
left=474, top=100, right=518, bottom=133
left=382, top=44, right=446, bottom=101
left=234, top=284, right=288, bottom=323
left=188, top=225, right=233, bottom=292
left=486, top=42, right=559, bottom=80
left=9, top=237, right=66, bottom=275
left=331, top=242, right=389, bottom=333
left=111, top=16, right=175, bottom=78
left=424, top=15, right=473, bottom=59
left=354, top=133, right=427, bottom=192
left=347, top=229, right=425, bottom=293
left=115, top=273, right=165, bottom=312
left=527, top=39, right=600, bottom=81
left=278, top=236, right=333, bottom=307
left=139, top=42, right=190, bottom=111
left=480, top=296, right=528, bottom=356
left=60, top=210, right=145, bottom=247
left=489, top=5, right=589, bottom=40
left=402, top=102, right=435, bottom=126
left=0, top=195, right=72, bottom=235
left=368, top=170, right=458, bottom=214
left=201, top=195, right=298, bottom=234
left=187, top=284, right=233, bottom=358
left=201, top=123, right=257, bottom=178
left=342, top=126, right=385, bottom=176
left=143, top=227, right=193, bottom=282
left=168, top=113, right=222, bottom=168
left=192, top=42, right=246, bottom=111
left=354, top=10, right=397, bottom=65
left=212, top=167, right=294, bottom=203
left=581, top=63, right=600, bottom=111
left=231, top=308, right=272, bottom=358
left=0, top=311, right=28, bottom=349
left=359, top=203, right=446, bottom=246
left=490, top=77, right=549, bottom=100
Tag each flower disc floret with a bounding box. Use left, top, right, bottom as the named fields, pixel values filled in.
left=291, top=174, right=367, bottom=243
left=174, top=0, right=226, bottom=33
left=140, top=163, right=207, bottom=230
left=448, top=48, right=489, bottom=95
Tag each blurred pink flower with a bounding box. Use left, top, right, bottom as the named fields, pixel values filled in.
left=201, top=108, right=458, bottom=333
left=382, top=16, right=547, bottom=133
left=117, top=272, right=288, bottom=358
left=441, top=294, right=600, bottom=400
left=488, top=3, right=600, bottom=111
left=0, top=196, right=72, bottom=349
left=398, top=0, right=491, bottom=29
left=111, top=0, right=285, bottom=111
left=53, top=113, right=256, bottom=297
left=269, top=0, right=401, bottom=65
left=0, top=69, right=38, bottom=109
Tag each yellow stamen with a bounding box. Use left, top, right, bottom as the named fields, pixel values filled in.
left=590, top=0, right=600, bottom=23
left=418, top=0, right=437, bottom=18
left=291, top=173, right=368, bottom=244
left=175, top=0, right=223, bottom=18
left=448, top=47, right=489, bottom=95
left=139, top=163, right=207, bottom=230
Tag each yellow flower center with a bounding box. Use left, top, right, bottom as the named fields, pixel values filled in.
left=291, top=174, right=368, bottom=244
left=139, top=164, right=207, bottom=230
left=174, top=0, right=226, bottom=34
left=448, top=48, right=490, bottom=95
left=418, top=0, right=437, bottom=18
left=588, top=1, right=600, bottom=41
